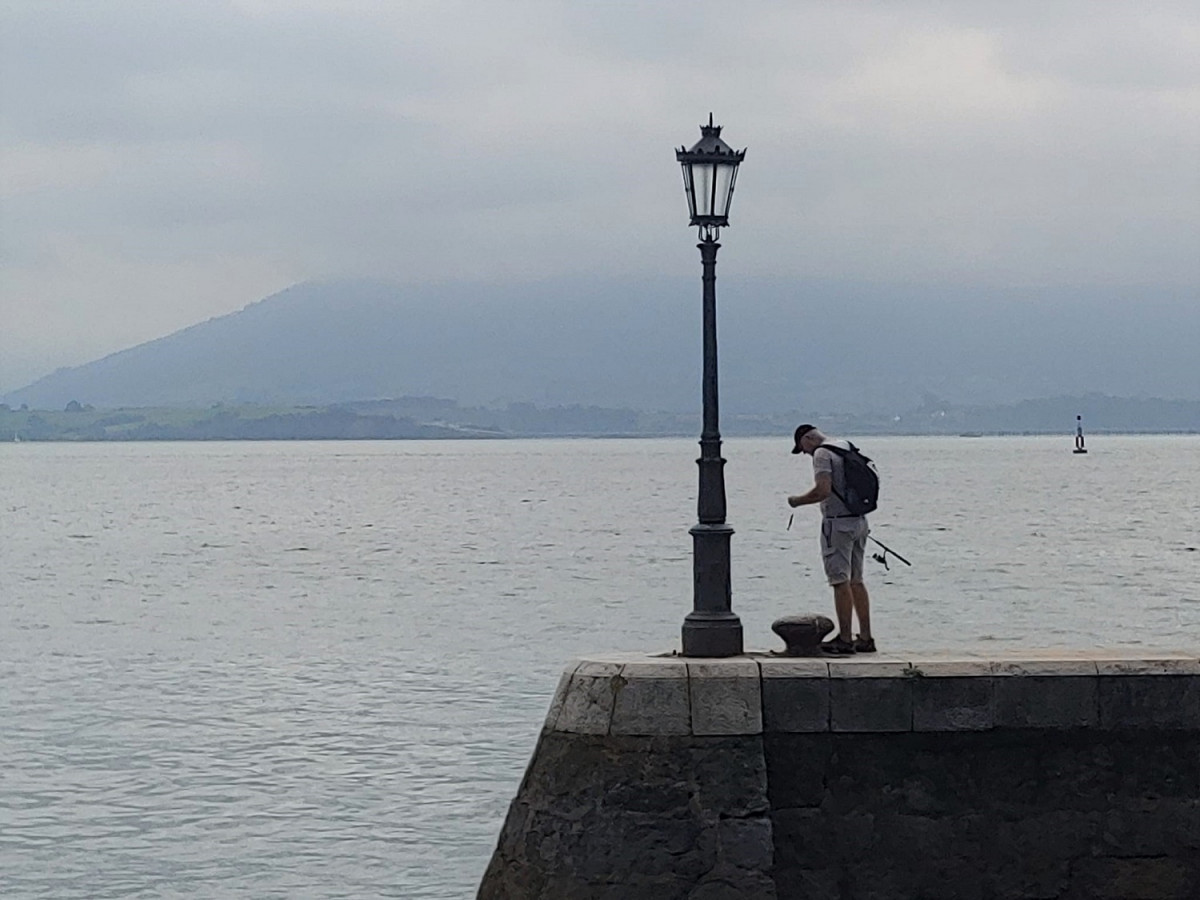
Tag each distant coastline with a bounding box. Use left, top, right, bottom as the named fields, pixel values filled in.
left=3, top=394, right=1198, bottom=442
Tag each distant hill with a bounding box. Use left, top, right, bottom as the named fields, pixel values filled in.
left=3, top=277, right=1197, bottom=416
left=3, top=393, right=1198, bottom=441
left=3, top=278, right=699, bottom=411
left=888, top=393, right=1200, bottom=435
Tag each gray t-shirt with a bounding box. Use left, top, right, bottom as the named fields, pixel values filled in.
left=812, top=440, right=854, bottom=518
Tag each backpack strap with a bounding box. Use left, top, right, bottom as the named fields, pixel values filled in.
left=815, top=443, right=849, bottom=506
left=818, top=442, right=863, bottom=458
left=817, top=442, right=852, bottom=458
left=816, top=442, right=869, bottom=514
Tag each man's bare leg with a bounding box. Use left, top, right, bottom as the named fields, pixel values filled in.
left=832, top=582, right=854, bottom=642
left=851, top=581, right=872, bottom=640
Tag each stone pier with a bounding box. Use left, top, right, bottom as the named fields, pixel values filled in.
left=478, top=650, right=1200, bottom=899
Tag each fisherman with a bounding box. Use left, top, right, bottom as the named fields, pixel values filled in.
left=787, top=424, right=875, bottom=654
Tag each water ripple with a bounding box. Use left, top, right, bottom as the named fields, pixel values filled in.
left=1, top=436, right=1198, bottom=897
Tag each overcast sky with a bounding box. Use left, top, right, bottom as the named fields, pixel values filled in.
left=2, top=1, right=1198, bottom=391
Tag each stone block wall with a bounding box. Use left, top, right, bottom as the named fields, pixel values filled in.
left=478, top=652, right=1200, bottom=899
left=767, top=730, right=1199, bottom=899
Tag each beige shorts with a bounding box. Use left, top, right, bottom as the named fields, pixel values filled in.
left=820, top=516, right=869, bottom=585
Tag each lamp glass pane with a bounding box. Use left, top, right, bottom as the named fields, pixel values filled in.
left=712, top=162, right=736, bottom=217
left=692, top=162, right=714, bottom=217
left=679, top=164, right=697, bottom=218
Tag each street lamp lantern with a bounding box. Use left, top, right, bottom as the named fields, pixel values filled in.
left=676, top=115, right=745, bottom=658
left=676, top=113, right=746, bottom=237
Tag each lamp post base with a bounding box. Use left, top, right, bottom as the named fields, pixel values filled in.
left=683, top=522, right=742, bottom=657
left=681, top=613, right=744, bottom=657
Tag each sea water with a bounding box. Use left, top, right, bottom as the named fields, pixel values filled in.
left=2, top=436, right=1198, bottom=897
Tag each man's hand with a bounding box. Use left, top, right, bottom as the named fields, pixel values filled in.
left=788, top=475, right=832, bottom=509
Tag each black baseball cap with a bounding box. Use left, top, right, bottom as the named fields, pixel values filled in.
left=791, top=424, right=815, bottom=454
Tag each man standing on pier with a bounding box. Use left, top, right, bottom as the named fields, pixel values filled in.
left=787, top=424, right=876, bottom=654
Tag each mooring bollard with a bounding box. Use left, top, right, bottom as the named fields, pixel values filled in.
left=770, top=614, right=835, bottom=656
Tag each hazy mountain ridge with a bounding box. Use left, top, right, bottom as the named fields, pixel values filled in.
left=4, top=278, right=1197, bottom=417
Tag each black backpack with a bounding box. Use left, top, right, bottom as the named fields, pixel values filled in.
left=820, top=443, right=880, bottom=515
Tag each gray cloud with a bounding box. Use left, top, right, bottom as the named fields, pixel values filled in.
left=2, top=0, right=1197, bottom=390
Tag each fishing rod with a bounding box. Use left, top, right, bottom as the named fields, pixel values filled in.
left=868, top=535, right=911, bottom=570
left=786, top=514, right=912, bottom=570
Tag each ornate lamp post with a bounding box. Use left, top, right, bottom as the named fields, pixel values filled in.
left=675, top=114, right=746, bottom=658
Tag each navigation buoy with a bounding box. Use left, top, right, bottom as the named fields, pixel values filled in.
left=1074, top=415, right=1088, bottom=454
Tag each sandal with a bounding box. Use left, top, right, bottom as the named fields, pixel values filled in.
left=821, top=637, right=856, bottom=655
left=854, top=636, right=876, bottom=653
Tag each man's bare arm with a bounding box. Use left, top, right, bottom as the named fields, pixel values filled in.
left=788, top=473, right=832, bottom=508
